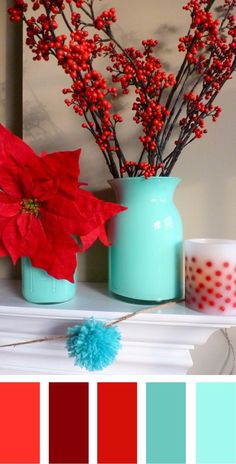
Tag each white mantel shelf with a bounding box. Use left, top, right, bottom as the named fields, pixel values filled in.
left=1, top=280, right=236, bottom=375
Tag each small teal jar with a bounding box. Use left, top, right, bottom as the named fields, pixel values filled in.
left=108, top=177, right=183, bottom=302
left=21, top=257, right=76, bottom=303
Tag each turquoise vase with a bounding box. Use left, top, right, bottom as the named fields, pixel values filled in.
left=21, top=257, right=76, bottom=304
left=108, top=177, right=183, bottom=302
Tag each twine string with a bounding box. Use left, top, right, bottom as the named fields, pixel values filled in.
left=105, top=298, right=183, bottom=327
left=0, top=334, right=68, bottom=349
left=0, top=298, right=184, bottom=349
left=220, top=328, right=236, bottom=375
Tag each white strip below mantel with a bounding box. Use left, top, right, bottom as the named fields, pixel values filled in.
left=0, top=280, right=236, bottom=375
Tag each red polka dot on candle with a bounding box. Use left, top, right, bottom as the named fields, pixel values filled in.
left=216, top=293, right=223, bottom=299
left=215, top=282, right=222, bottom=287
left=206, top=261, right=213, bottom=267
left=215, top=270, right=222, bottom=276
left=223, top=262, right=229, bottom=268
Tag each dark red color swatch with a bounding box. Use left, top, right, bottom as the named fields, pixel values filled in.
left=0, top=382, right=40, bottom=463
left=49, top=382, right=89, bottom=464
left=98, top=382, right=137, bottom=463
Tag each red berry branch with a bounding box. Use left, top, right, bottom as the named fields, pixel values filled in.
left=8, top=0, right=236, bottom=178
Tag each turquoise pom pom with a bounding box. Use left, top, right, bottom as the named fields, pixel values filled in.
left=66, top=318, right=121, bottom=371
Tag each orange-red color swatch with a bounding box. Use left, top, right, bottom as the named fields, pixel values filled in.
left=0, top=383, right=40, bottom=463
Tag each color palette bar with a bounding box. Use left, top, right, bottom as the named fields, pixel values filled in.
left=49, top=382, right=89, bottom=464
left=146, top=382, right=186, bottom=464
left=197, top=382, right=236, bottom=463
left=98, top=382, right=137, bottom=463
left=0, top=382, right=40, bottom=464
left=1, top=380, right=236, bottom=464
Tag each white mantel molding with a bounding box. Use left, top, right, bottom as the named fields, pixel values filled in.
left=0, top=280, right=236, bottom=375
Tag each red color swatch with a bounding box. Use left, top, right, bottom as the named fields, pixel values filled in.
left=49, top=382, right=89, bottom=463
left=98, top=382, right=137, bottom=463
left=0, top=382, right=40, bottom=463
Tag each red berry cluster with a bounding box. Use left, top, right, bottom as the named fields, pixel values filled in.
left=107, top=41, right=176, bottom=153
left=8, top=0, right=28, bottom=22
left=95, top=8, right=117, bottom=30
left=13, top=2, right=122, bottom=157
left=121, top=161, right=164, bottom=178
left=7, top=0, right=236, bottom=178
left=182, top=92, right=222, bottom=138
left=176, top=0, right=236, bottom=145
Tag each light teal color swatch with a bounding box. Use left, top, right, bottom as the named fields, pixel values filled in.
left=197, top=382, right=236, bottom=464
left=146, top=382, right=186, bottom=464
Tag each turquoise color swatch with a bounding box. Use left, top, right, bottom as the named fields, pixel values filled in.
left=146, top=383, right=186, bottom=464
left=197, top=382, right=236, bottom=464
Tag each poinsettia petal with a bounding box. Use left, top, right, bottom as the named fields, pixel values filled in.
left=32, top=178, right=58, bottom=201
left=0, top=167, right=23, bottom=198
left=0, top=124, right=36, bottom=165
left=0, top=243, right=8, bottom=257
left=0, top=218, right=11, bottom=257
left=16, top=166, right=34, bottom=198
left=16, top=213, right=31, bottom=237
left=39, top=149, right=81, bottom=198
left=0, top=161, right=35, bottom=199
left=79, top=224, right=111, bottom=252
left=0, top=192, right=21, bottom=217
left=2, top=214, right=39, bottom=263
left=79, top=227, right=101, bottom=252
left=41, top=149, right=81, bottom=178
left=74, top=188, right=127, bottom=244
left=98, top=223, right=111, bottom=247
left=30, top=220, right=78, bottom=282
left=42, top=196, right=79, bottom=231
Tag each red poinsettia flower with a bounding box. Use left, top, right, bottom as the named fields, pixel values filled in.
left=75, top=188, right=123, bottom=251
left=0, top=124, right=126, bottom=281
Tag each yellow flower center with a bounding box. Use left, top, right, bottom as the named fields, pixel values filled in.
left=20, top=198, right=41, bottom=217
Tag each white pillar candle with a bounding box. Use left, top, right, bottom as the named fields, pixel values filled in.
left=185, top=239, right=236, bottom=315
